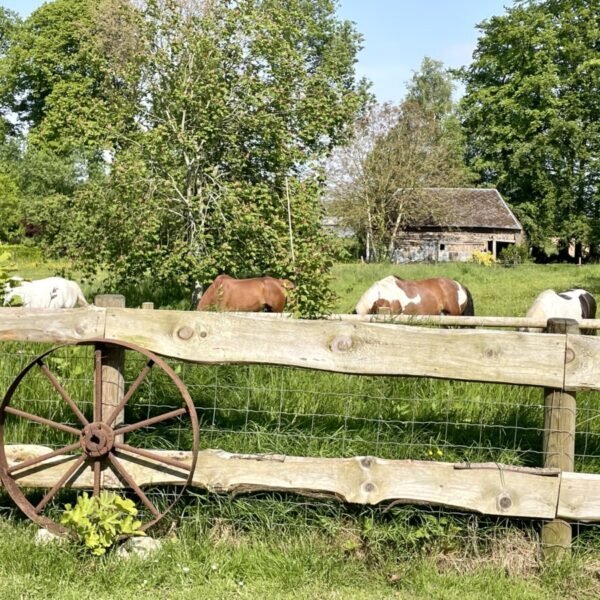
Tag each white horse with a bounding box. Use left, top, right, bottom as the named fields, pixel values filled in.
left=522, top=289, right=596, bottom=334
left=3, top=276, right=89, bottom=308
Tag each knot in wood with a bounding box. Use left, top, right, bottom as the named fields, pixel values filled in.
left=361, top=457, right=372, bottom=468
left=565, top=348, right=575, bottom=363
left=363, top=482, right=375, bottom=493
left=200, top=330, right=208, bottom=338
left=496, top=492, right=512, bottom=511
left=177, top=326, right=194, bottom=340
left=330, top=335, right=352, bottom=353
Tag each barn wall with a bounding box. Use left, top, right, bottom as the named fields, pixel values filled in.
left=392, top=231, right=521, bottom=263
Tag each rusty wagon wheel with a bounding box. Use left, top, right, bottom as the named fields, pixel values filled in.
left=0, top=339, right=199, bottom=537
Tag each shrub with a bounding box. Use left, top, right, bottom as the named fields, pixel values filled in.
left=60, top=491, right=145, bottom=555
left=499, top=243, right=530, bottom=266
left=471, top=250, right=496, bottom=266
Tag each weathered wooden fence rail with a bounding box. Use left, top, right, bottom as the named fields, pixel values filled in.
left=2, top=305, right=600, bottom=552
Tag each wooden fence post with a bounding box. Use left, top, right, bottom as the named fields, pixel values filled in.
left=541, top=317, right=579, bottom=559
left=94, top=295, right=126, bottom=444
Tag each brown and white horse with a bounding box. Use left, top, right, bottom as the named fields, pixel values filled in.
left=354, top=275, right=474, bottom=316
left=196, top=275, right=294, bottom=312
left=521, top=288, right=596, bottom=334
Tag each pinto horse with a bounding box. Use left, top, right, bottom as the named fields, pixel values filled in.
left=522, top=289, right=596, bottom=334
left=354, top=275, right=474, bottom=316
left=196, top=275, right=294, bottom=312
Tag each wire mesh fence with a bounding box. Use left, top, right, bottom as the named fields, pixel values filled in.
left=1, top=338, right=600, bottom=556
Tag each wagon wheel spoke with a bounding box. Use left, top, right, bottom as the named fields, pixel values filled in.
left=107, top=454, right=160, bottom=517
left=104, top=359, right=155, bottom=427
left=93, top=349, right=103, bottom=423
left=4, top=406, right=81, bottom=436
left=115, top=443, right=192, bottom=473
left=35, top=454, right=87, bottom=513
left=37, top=360, right=89, bottom=427
left=93, top=460, right=101, bottom=497
left=114, top=407, right=187, bottom=437
left=7, top=442, right=81, bottom=475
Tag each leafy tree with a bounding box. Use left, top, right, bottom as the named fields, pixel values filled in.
left=43, top=0, right=367, bottom=314
left=0, top=7, right=19, bottom=141
left=328, top=59, right=472, bottom=261
left=0, top=0, right=142, bottom=158
left=459, top=0, right=600, bottom=259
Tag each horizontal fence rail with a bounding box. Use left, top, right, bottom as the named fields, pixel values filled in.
left=1, top=306, right=600, bottom=389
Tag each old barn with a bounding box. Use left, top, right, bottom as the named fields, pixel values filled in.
left=393, top=188, right=524, bottom=263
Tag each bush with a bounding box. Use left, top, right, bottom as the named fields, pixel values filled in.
left=471, top=250, right=496, bottom=266
left=499, top=243, right=530, bottom=266
left=61, top=491, right=145, bottom=555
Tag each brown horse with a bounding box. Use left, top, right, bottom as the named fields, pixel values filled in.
left=354, top=275, right=474, bottom=316
left=196, top=275, right=294, bottom=312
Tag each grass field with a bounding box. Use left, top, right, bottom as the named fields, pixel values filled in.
left=2, top=257, right=600, bottom=598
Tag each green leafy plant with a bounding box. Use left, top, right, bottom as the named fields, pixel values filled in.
left=0, top=249, right=17, bottom=304
left=471, top=250, right=496, bottom=266
left=499, top=243, right=530, bottom=266
left=60, top=491, right=145, bottom=555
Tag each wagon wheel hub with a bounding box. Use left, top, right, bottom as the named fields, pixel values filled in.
left=80, top=422, right=114, bottom=457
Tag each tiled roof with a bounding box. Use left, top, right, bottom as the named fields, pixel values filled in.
left=406, top=188, right=523, bottom=231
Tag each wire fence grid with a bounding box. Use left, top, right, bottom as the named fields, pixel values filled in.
left=1, top=341, right=600, bottom=555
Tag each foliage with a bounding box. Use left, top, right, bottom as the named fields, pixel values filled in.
left=328, top=59, right=473, bottom=262
left=60, top=491, right=144, bottom=556
left=499, top=243, right=530, bottom=266
left=459, top=0, right=600, bottom=259
left=0, top=248, right=16, bottom=303
left=471, top=250, right=496, bottom=266
left=0, top=0, right=142, bottom=157
left=1, top=0, right=368, bottom=315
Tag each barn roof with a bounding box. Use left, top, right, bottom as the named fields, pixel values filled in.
left=406, top=188, right=523, bottom=231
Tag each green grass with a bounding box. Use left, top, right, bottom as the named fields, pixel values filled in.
left=3, top=258, right=600, bottom=597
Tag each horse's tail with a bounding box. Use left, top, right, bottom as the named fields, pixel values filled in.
left=462, top=285, right=475, bottom=316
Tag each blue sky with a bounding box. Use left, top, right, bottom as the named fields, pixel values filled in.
left=2, top=0, right=511, bottom=103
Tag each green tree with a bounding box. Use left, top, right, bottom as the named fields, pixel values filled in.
left=45, top=0, right=367, bottom=314
left=0, top=0, right=142, bottom=158
left=0, top=7, right=19, bottom=141
left=460, top=0, right=600, bottom=259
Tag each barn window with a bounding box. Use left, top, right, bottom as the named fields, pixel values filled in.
left=439, top=244, right=445, bottom=251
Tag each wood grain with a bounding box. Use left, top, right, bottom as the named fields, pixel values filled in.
left=3, top=445, right=562, bottom=520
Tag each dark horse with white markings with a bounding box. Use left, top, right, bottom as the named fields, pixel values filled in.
left=522, top=288, right=596, bottom=334
left=196, top=275, right=294, bottom=312
left=354, top=275, right=474, bottom=316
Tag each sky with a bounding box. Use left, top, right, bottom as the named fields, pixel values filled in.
left=2, top=0, right=511, bottom=103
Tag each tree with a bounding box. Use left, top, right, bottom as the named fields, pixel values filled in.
left=328, top=59, right=472, bottom=261
left=459, top=0, right=600, bottom=259
left=0, top=0, right=142, bottom=158
left=35, top=0, right=368, bottom=314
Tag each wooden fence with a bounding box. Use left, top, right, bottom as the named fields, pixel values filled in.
left=2, top=303, right=600, bottom=553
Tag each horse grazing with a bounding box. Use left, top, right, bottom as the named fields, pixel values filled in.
left=196, top=275, right=294, bottom=312
left=3, top=276, right=89, bottom=308
left=522, top=289, right=596, bottom=334
left=354, top=275, right=474, bottom=316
